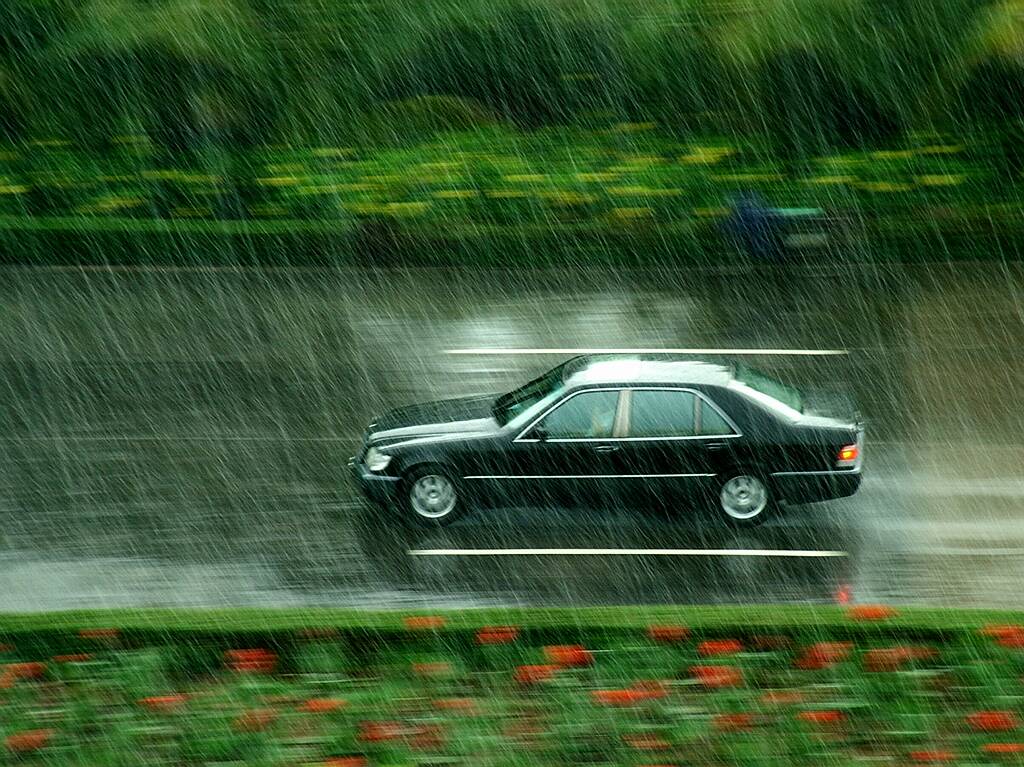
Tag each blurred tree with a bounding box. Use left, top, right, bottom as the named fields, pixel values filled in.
left=42, top=0, right=275, bottom=153
left=959, top=0, right=1024, bottom=180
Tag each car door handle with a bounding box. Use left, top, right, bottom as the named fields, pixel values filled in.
left=593, top=445, right=620, bottom=453
left=704, top=442, right=728, bottom=451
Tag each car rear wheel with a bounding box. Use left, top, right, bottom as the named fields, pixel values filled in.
left=718, top=472, right=771, bottom=526
left=404, top=467, right=464, bottom=527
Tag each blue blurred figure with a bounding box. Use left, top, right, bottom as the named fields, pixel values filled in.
left=723, top=191, right=785, bottom=263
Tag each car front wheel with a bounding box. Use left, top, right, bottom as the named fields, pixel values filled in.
left=404, top=467, right=464, bottom=527
left=718, top=472, right=771, bottom=526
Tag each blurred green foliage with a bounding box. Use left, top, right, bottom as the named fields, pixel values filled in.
left=0, top=0, right=1021, bottom=259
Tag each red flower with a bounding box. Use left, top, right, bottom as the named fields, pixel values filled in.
left=233, top=708, right=277, bottom=733
left=631, top=680, right=669, bottom=699
left=138, top=695, right=188, bottom=713
left=476, top=625, right=519, bottom=645
left=982, top=625, right=1024, bottom=639
left=543, top=644, right=594, bottom=667
left=794, top=642, right=852, bottom=670
left=4, top=661, right=46, bottom=680
left=995, top=629, right=1024, bottom=650
left=967, top=711, right=1019, bottom=733
left=404, top=616, right=445, bottom=630
left=797, top=710, right=845, bottom=726
left=697, top=639, right=743, bottom=657
left=357, top=721, right=405, bottom=743
left=299, top=698, right=347, bottom=714
left=647, top=625, right=690, bottom=643
left=225, top=648, right=277, bottom=674
left=691, top=665, right=742, bottom=688
left=5, top=729, right=54, bottom=753
left=53, top=653, right=93, bottom=664
left=983, top=743, right=1024, bottom=755
left=324, top=758, right=368, bottom=767
left=515, top=664, right=558, bottom=685
left=909, top=751, right=956, bottom=763
left=411, top=661, right=452, bottom=677
left=434, top=697, right=478, bottom=714
left=847, top=605, right=897, bottom=621
left=713, top=713, right=755, bottom=732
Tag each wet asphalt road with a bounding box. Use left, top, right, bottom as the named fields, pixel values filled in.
left=1, top=261, right=1023, bottom=610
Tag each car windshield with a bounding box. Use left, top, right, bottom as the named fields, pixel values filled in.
left=733, top=363, right=804, bottom=413
left=492, top=362, right=569, bottom=426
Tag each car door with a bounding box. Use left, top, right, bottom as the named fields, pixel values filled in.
left=615, top=388, right=742, bottom=509
left=507, top=388, right=627, bottom=509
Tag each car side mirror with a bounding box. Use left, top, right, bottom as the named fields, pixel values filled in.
left=530, top=425, right=548, bottom=442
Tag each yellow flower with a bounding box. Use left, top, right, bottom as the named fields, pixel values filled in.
left=433, top=190, right=478, bottom=199
left=485, top=189, right=528, bottom=199
left=712, top=173, right=784, bottom=183
left=608, top=185, right=650, bottom=196
left=576, top=172, right=620, bottom=183
left=916, top=174, right=965, bottom=187
left=870, top=150, right=915, bottom=160
left=311, top=147, right=355, bottom=158
left=857, top=181, right=913, bottom=193
left=612, top=122, right=657, bottom=133
left=383, top=201, right=430, bottom=217
left=919, top=145, right=963, bottom=155
left=609, top=206, right=654, bottom=220
left=693, top=206, right=729, bottom=217
left=0, top=184, right=29, bottom=195
left=257, top=176, right=303, bottom=187
left=805, top=175, right=856, bottom=185
left=679, top=147, right=735, bottom=165
left=504, top=174, right=547, bottom=183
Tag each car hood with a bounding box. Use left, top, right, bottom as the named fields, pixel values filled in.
left=366, top=394, right=501, bottom=446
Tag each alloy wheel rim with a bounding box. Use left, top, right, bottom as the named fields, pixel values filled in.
left=720, top=475, right=768, bottom=520
left=410, top=474, right=457, bottom=519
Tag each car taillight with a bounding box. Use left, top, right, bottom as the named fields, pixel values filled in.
left=836, top=443, right=859, bottom=468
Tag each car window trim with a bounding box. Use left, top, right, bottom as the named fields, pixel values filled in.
left=514, top=386, right=625, bottom=443
left=514, top=386, right=741, bottom=443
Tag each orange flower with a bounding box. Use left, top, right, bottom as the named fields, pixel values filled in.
left=357, top=721, right=405, bottom=743
left=434, top=697, right=478, bottom=714
left=713, top=713, right=755, bottom=732
left=411, top=661, right=452, bottom=677
left=622, top=734, right=671, bottom=751
left=4, top=661, right=46, bottom=680
left=697, top=639, right=742, bottom=657
left=225, top=648, right=277, bottom=674
left=515, top=664, right=558, bottom=685
left=797, top=710, right=845, bottom=726
left=847, top=605, right=897, bottom=621
left=299, top=698, right=347, bottom=714
left=691, top=665, right=742, bottom=688
left=233, top=708, right=277, bottom=733
left=476, top=626, right=519, bottom=645
left=324, top=758, right=368, bottom=767
left=78, top=628, right=119, bottom=640
left=404, top=616, right=445, bottom=630
left=794, top=642, right=852, bottom=670
left=983, top=743, right=1024, bottom=755
left=761, top=690, right=805, bottom=706
left=647, top=625, right=689, bottom=643
left=138, top=695, right=188, bottom=713
left=543, top=644, right=594, bottom=667
left=631, top=680, right=669, bottom=699
left=53, top=653, right=93, bottom=664
left=982, top=625, right=1024, bottom=639
left=5, top=729, right=54, bottom=753
left=967, top=711, right=1019, bottom=733
left=994, top=629, right=1024, bottom=650
left=909, top=750, right=956, bottom=763
left=863, top=646, right=934, bottom=672
left=592, top=689, right=650, bottom=707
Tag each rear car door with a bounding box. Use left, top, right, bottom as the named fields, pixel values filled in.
left=615, top=388, right=742, bottom=509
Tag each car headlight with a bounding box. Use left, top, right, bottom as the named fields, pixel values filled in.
left=364, top=447, right=392, bottom=472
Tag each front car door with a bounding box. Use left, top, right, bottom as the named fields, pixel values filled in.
left=507, top=387, right=628, bottom=509
left=615, top=387, right=742, bottom=510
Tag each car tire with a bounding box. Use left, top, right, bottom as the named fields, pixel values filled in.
left=716, top=470, right=772, bottom=527
left=402, top=465, right=465, bottom=527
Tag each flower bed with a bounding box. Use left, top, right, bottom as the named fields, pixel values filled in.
left=3, top=607, right=1024, bottom=765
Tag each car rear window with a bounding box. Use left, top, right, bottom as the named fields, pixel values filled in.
left=733, top=364, right=804, bottom=413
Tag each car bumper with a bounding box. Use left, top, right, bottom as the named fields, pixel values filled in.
left=771, top=470, right=861, bottom=506
left=349, top=457, right=401, bottom=506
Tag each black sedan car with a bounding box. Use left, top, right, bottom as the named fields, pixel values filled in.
left=350, top=355, right=863, bottom=527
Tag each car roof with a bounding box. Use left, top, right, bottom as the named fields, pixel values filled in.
left=561, top=354, right=734, bottom=388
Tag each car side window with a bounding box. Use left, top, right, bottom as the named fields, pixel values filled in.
left=629, top=390, right=696, bottom=438
left=538, top=390, right=620, bottom=439
left=699, top=397, right=738, bottom=436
